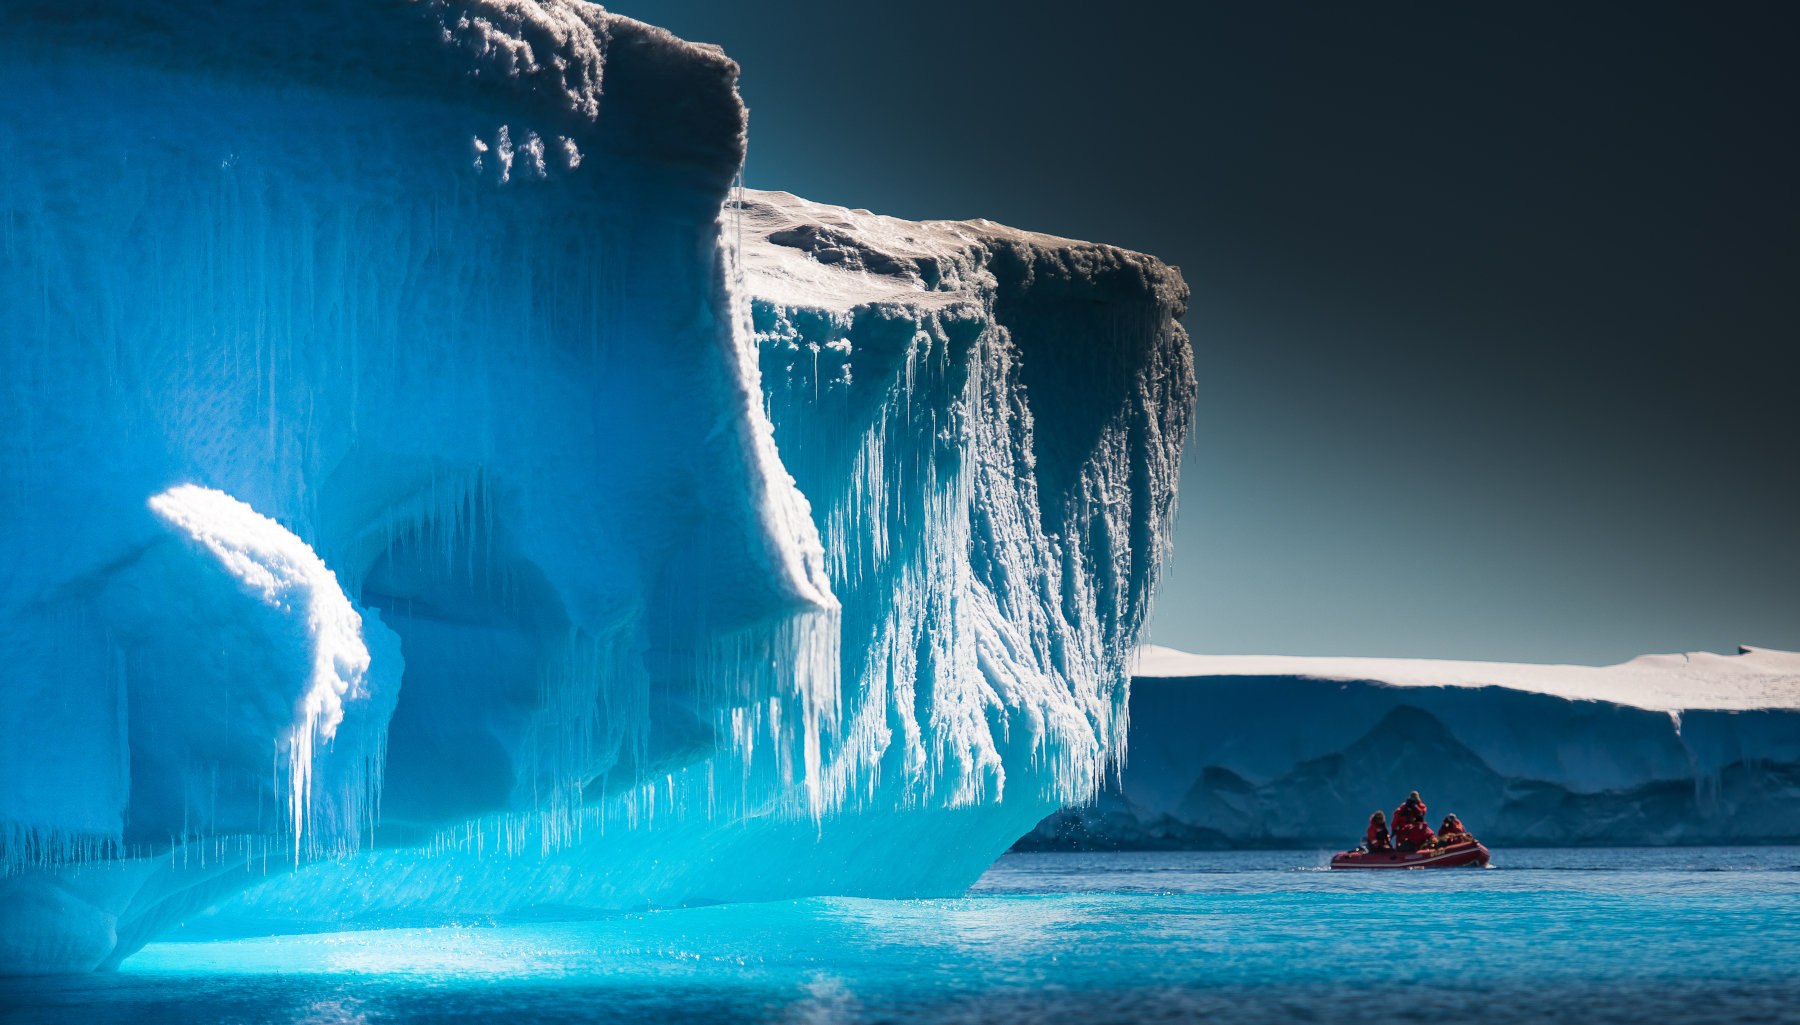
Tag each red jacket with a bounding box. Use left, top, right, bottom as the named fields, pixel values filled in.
left=1396, top=820, right=1436, bottom=848
left=1366, top=822, right=1392, bottom=849
left=1394, top=798, right=1426, bottom=827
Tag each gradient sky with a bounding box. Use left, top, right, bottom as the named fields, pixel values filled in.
left=622, top=0, right=1800, bottom=664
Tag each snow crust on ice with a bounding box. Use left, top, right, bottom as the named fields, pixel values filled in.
left=1136, top=645, right=1800, bottom=712
left=0, top=2, right=1192, bottom=973
left=146, top=484, right=400, bottom=855
left=1021, top=646, right=1800, bottom=851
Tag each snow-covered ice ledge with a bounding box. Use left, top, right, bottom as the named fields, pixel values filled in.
left=1021, top=646, right=1800, bottom=850
left=0, top=2, right=1192, bottom=973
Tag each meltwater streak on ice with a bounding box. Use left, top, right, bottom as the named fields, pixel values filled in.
left=146, top=485, right=387, bottom=861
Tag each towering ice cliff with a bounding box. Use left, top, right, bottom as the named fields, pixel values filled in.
left=743, top=189, right=1191, bottom=816
left=0, top=1, right=1193, bottom=973
left=1020, top=646, right=1800, bottom=850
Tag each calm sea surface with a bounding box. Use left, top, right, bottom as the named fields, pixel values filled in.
left=5, top=848, right=1798, bottom=1024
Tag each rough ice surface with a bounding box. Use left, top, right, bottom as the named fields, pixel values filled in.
left=0, top=1, right=1192, bottom=974
left=742, top=189, right=1193, bottom=815
left=1020, top=646, right=1800, bottom=851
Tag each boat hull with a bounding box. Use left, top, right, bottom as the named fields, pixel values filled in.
left=1331, top=840, right=1491, bottom=870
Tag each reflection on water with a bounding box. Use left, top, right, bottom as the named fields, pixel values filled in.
left=4, top=848, right=1798, bottom=1024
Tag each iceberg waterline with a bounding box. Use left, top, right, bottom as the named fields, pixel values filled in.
left=0, top=1, right=1193, bottom=973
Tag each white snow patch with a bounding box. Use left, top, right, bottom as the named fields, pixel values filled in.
left=148, top=485, right=375, bottom=851
left=433, top=0, right=609, bottom=121
left=1134, top=644, right=1800, bottom=712
left=557, top=135, right=581, bottom=169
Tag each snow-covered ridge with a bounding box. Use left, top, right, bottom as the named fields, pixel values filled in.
left=738, top=190, right=1189, bottom=315
left=1135, top=645, right=1800, bottom=712
left=1022, top=645, right=1800, bottom=852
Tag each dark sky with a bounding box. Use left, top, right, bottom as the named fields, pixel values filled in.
left=620, top=0, right=1800, bottom=664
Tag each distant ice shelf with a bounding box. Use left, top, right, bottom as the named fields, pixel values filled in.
left=1020, top=646, right=1800, bottom=851
left=0, top=1, right=1192, bottom=974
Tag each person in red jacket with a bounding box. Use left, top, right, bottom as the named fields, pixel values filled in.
left=1438, top=813, right=1470, bottom=843
left=1393, top=790, right=1425, bottom=829
left=1365, top=810, right=1393, bottom=852
left=1393, top=791, right=1436, bottom=851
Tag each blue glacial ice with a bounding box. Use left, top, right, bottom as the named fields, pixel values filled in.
left=1020, top=646, right=1800, bottom=850
left=0, top=1, right=1194, bottom=974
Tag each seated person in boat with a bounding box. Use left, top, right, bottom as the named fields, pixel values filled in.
left=1364, top=810, right=1393, bottom=852
left=1393, top=791, right=1436, bottom=851
left=1437, top=813, right=1472, bottom=844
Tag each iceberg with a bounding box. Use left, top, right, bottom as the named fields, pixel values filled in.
left=0, top=1, right=1193, bottom=974
left=1020, top=646, right=1800, bottom=850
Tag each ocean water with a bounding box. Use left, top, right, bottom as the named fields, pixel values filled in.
left=5, top=848, right=1798, bottom=1024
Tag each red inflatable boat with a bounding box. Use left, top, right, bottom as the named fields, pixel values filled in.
left=1330, top=838, right=1491, bottom=870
